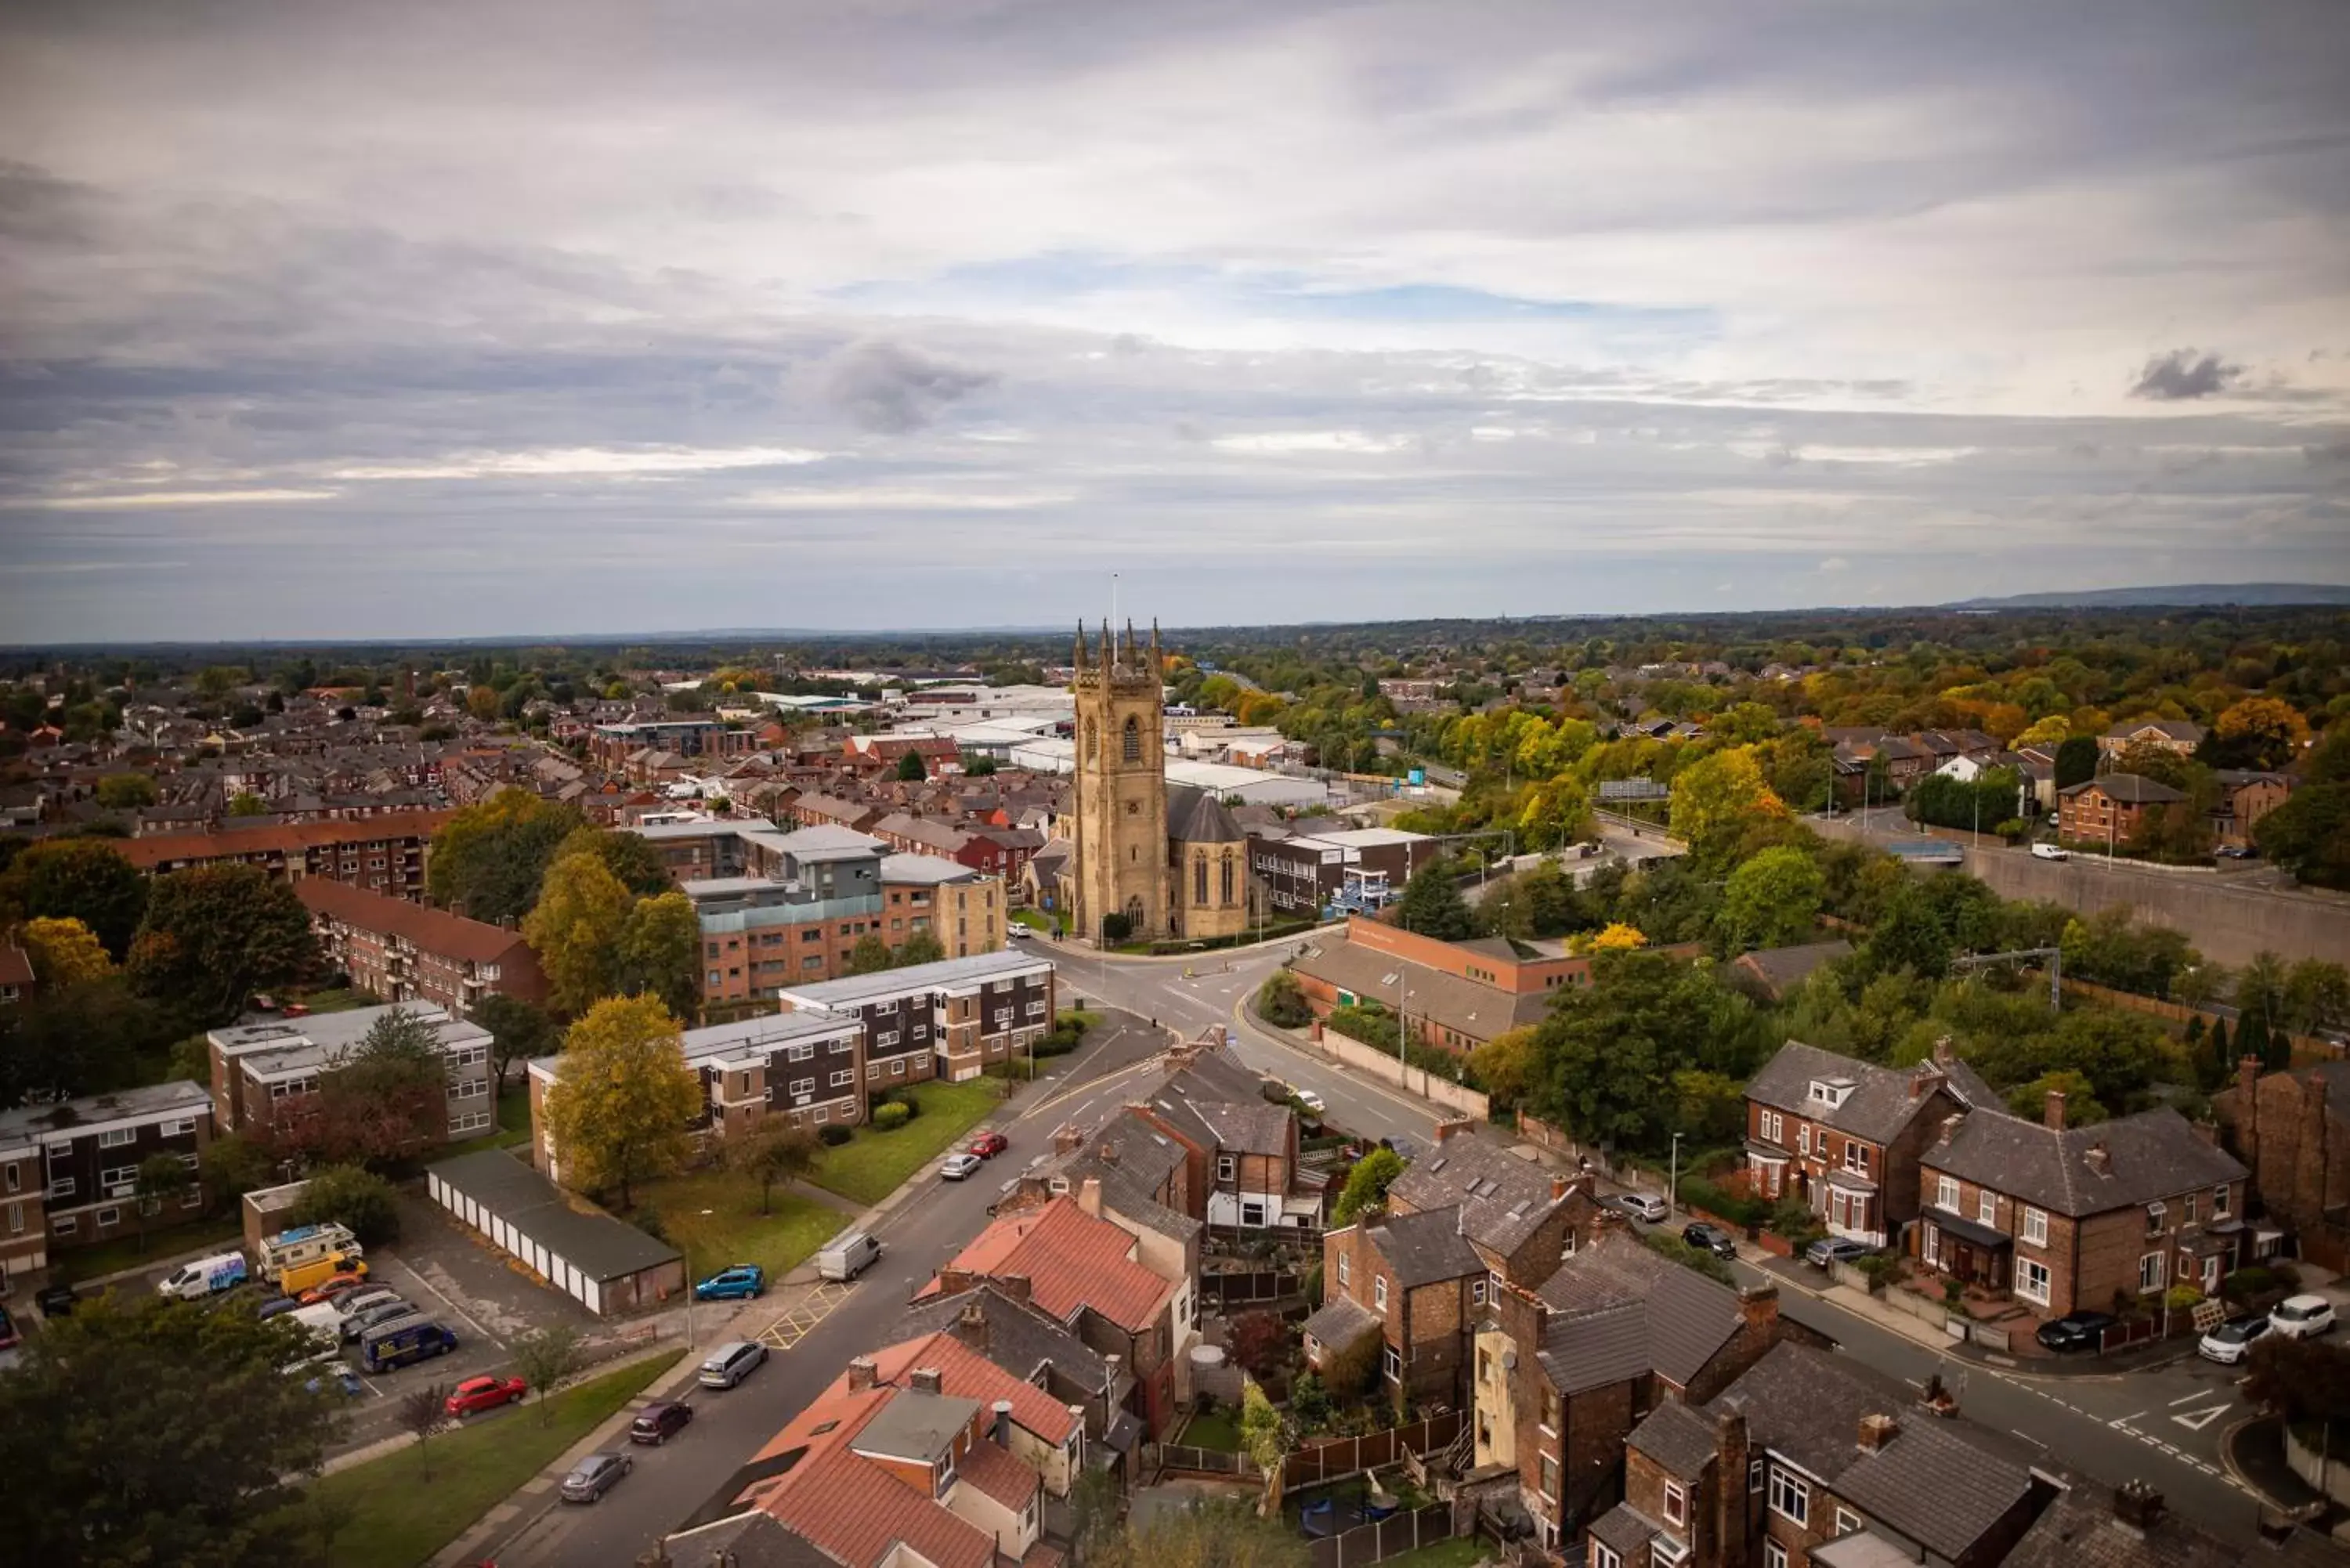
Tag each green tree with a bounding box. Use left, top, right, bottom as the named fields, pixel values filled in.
left=510, top=1324, right=587, bottom=1425
left=2285, top=959, right=2350, bottom=1039
left=1517, top=775, right=1593, bottom=851
left=289, top=1164, right=403, bottom=1247
left=1531, top=948, right=1761, bottom=1151
left=542, top=995, right=700, bottom=1209
left=616, top=890, right=700, bottom=1022
left=1466, top=1025, right=1539, bottom=1110
left=728, top=1119, right=821, bottom=1214
left=126, top=863, right=316, bottom=1023
left=896, top=749, right=928, bottom=781
left=522, top=850, right=632, bottom=1013
left=964, top=754, right=999, bottom=777
left=1394, top=862, right=1477, bottom=941
left=1256, top=969, right=1312, bottom=1028
left=2257, top=780, right=2350, bottom=891
left=0, top=836, right=149, bottom=958
left=133, top=1150, right=195, bottom=1245
left=400, top=1382, right=454, bottom=1479
left=1672, top=1068, right=1748, bottom=1143
left=1238, top=1378, right=1289, bottom=1471
left=293, top=1008, right=450, bottom=1165
left=1331, top=1145, right=1405, bottom=1225
left=0, top=1292, right=346, bottom=1566
left=228, top=791, right=267, bottom=817
left=1668, top=746, right=1786, bottom=866
left=471, top=992, right=559, bottom=1092
left=199, top=1132, right=280, bottom=1214
left=18, top=914, right=116, bottom=988
left=2004, top=1069, right=2108, bottom=1126
left=1861, top=883, right=1954, bottom=980
left=1716, top=845, right=1824, bottom=952
left=2054, top=736, right=2100, bottom=790
left=2207, top=1015, right=2232, bottom=1078
left=95, top=773, right=158, bottom=811
left=844, top=933, right=894, bottom=975
left=554, top=826, right=672, bottom=898
left=895, top=928, right=946, bottom=966
left=426, top=789, right=586, bottom=924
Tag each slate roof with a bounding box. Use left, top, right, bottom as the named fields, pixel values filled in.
left=1388, top=1133, right=1564, bottom=1258
left=1746, top=1040, right=1956, bottom=1147
left=1924, top=1106, right=2247, bottom=1218
left=897, top=1282, right=1115, bottom=1398
left=1734, top=939, right=1853, bottom=999
left=1303, top=1294, right=1383, bottom=1350
left=1189, top=1100, right=1291, bottom=1157
left=1705, top=1343, right=2036, bottom=1563
left=1532, top=1231, right=1747, bottom=1389
left=2002, top=1480, right=2333, bottom=1568
left=1625, top=1397, right=1721, bottom=1479
left=1585, top=1503, right=1661, bottom=1559
left=1167, top=784, right=1246, bottom=844
left=1365, top=1206, right=1484, bottom=1287
left=1290, top=931, right=1547, bottom=1043
left=428, top=1148, right=681, bottom=1283
left=1537, top=1302, right=1654, bottom=1394
left=858, top=1331, right=1081, bottom=1443
left=2063, top=773, right=2187, bottom=805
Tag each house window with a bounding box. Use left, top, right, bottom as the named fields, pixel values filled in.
left=96, top=1206, right=121, bottom=1228
left=1936, top=1175, right=1959, bottom=1211
left=1538, top=1453, right=1559, bottom=1501
left=1383, top=1344, right=1401, bottom=1380
left=1769, top=1466, right=1810, bottom=1526
left=1748, top=1458, right=1765, bottom=1492
left=1662, top=1480, right=1687, bottom=1527
left=1977, top=1190, right=1997, bottom=1227
left=1195, top=855, right=1208, bottom=905
left=1798, top=1125, right=1810, bottom=1156
left=1471, top=1277, right=1488, bottom=1306
left=99, top=1127, right=137, bottom=1149
left=1843, top=1143, right=1871, bottom=1177
left=868, top=1063, right=883, bottom=1081
left=1835, top=1504, right=1861, bottom=1536
left=2018, top=1259, right=2051, bottom=1305
left=1589, top=1545, right=1618, bottom=1568
left=1337, top=1253, right=1350, bottom=1288
left=2184, top=1191, right=2198, bottom=1223
left=2214, top=1184, right=2232, bottom=1218
left=1763, top=1544, right=1788, bottom=1568
left=830, top=1071, right=855, bottom=1087
left=1217, top=1154, right=1237, bottom=1181
left=891, top=1060, right=906, bottom=1076
left=53, top=1214, right=75, bottom=1235
left=2140, top=1252, right=2167, bottom=1292
left=1759, top=1110, right=1781, bottom=1143
left=2022, top=1205, right=2048, bottom=1245
left=1373, top=1277, right=1388, bottom=1310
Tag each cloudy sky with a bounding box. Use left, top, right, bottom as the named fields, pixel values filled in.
left=4, top=0, right=2348, bottom=642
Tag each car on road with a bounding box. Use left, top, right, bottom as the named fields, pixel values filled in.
left=630, top=1400, right=695, bottom=1445
left=940, top=1152, right=985, bottom=1181
left=1611, top=1193, right=1669, bottom=1223
left=969, top=1132, right=1009, bottom=1159
left=698, top=1339, right=768, bottom=1389
left=1007, top=926, right=1032, bottom=939
left=1295, top=1089, right=1326, bottom=1115
left=2034, top=1310, right=2117, bottom=1353
left=2216, top=845, right=2257, bottom=860
left=1806, top=1237, right=1875, bottom=1269
left=2270, top=1295, right=2337, bottom=1339
left=1682, top=1221, right=1738, bottom=1259
left=34, top=1283, right=78, bottom=1318
left=559, top=1452, right=633, bottom=1505
left=2031, top=843, right=2070, bottom=860
left=445, top=1375, right=529, bottom=1417
left=342, top=1300, right=418, bottom=1342
left=693, top=1265, right=767, bottom=1302
left=2198, top=1314, right=2274, bottom=1364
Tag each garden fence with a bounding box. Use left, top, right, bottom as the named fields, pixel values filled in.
left=1282, top=1412, right=1466, bottom=1492
left=1152, top=1443, right=1259, bottom=1479
left=1308, top=1505, right=1458, bottom=1568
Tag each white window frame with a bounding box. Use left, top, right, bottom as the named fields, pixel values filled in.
left=2017, top=1258, right=2052, bottom=1306
left=830, top=1070, right=855, bottom=1088
left=1764, top=1541, right=1788, bottom=1568
left=1759, top=1110, right=1781, bottom=1143
left=1843, top=1142, right=1871, bottom=1178
left=96, top=1205, right=120, bottom=1228
left=1589, top=1545, right=1621, bottom=1568
left=1382, top=1344, right=1401, bottom=1381
left=1798, top=1125, right=1810, bottom=1156
left=2021, top=1205, right=2048, bottom=1245
left=2146, top=1201, right=2166, bottom=1234
left=1471, top=1277, right=1488, bottom=1307
left=2140, top=1252, right=2167, bottom=1292
left=2214, top=1183, right=2232, bottom=1217
left=1936, top=1174, right=1959, bottom=1212
left=1977, top=1190, right=1997, bottom=1227
left=1769, top=1466, right=1810, bottom=1526
left=1748, top=1458, right=1765, bottom=1492
left=1373, top=1276, right=1388, bottom=1310
left=99, top=1127, right=137, bottom=1148
left=1835, top=1505, right=1860, bottom=1537
left=1337, top=1254, right=1350, bottom=1288
left=1662, top=1479, right=1687, bottom=1527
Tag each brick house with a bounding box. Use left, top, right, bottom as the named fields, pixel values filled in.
left=1913, top=1097, right=2250, bottom=1321
left=1742, top=1039, right=1996, bottom=1248
left=2210, top=769, right=2294, bottom=849
left=2056, top=774, right=2188, bottom=847
left=1121, top=1032, right=1321, bottom=1230
left=2212, top=1057, right=2347, bottom=1265
left=2098, top=718, right=2206, bottom=759
left=1311, top=1206, right=1486, bottom=1410
left=208, top=1003, right=498, bottom=1147
left=117, top=808, right=454, bottom=900
left=779, top=950, right=1054, bottom=1086
left=0, top=1081, right=214, bottom=1285
left=878, top=855, right=1007, bottom=960
left=1469, top=1226, right=1787, bottom=1555
left=898, top=1280, right=1140, bottom=1461
left=1387, top=1121, right=1599, bottom=1287
left=296, top=878, right=547, bottom=1018
left=0, top=942, right=33, bottom=1006
left=1592, top=1341, right=2052, bottom=1568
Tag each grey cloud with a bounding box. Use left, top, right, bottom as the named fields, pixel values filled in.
left=2131, top=348, right=2244, bottom=401
left=821, top=340, right=996, bottom=433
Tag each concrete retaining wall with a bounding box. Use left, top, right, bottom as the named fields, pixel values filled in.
left=1306, top=1028, right=1491, bottom=1120
left=2286, top=1423, right=2350, bottom=1504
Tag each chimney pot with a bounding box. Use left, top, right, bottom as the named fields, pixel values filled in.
left=2044, top=1089, right=2068, bottom=1130
left=847, top=1356, right=877, bottom=1393
left=1078, top=1176, right=1103, bottom=1217
left=1932, top=1036, right=1954, bottom=1069
left=1434, top=1118, right=1473, bottom=1144
left=956, top=1302, right=989, bottom=1353
left=1737, top=1282, right=1781, bottom=1335
left=2085, top=1142, right=2111, bottom=1174
left=910, top=1366, right=944, bottom=1394
left=1936, top=1112, right=1963, bottom=1147
left=1551, top=1174, right=1570, bottom=1202
left=1857, top=1412, right=1899, bottom=1453
left=992, top=1398, right=1014, bottom=1447
left=2113, top=1479, right=2165, bottom=1533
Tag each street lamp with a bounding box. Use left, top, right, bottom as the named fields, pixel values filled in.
left=682, top=1208, right=714, bottom=1349
left=1668, top=1133, right=1685, bottom=1219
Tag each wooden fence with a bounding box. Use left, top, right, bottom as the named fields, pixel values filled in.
left=1309, top=1505, right=1458, bottom=1568
left=1282, top=1412, right=1466, bottom=1492
left=1202, top=1269, right=1304, bottom=1307
left=1152, top=1443, right=1258, bottom=1478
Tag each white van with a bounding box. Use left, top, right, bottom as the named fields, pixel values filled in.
left=2031, top=843, right=2070, bottom=861
left=815, top=1231, right=883, bottom=1282
left=158, top=1251, right=248, bottom=1300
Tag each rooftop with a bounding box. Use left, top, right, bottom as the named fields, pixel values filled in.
left=210, top=1003, right=492, bottom=1078
left=782, top=949, right=1054, bottom=1008
left=428, top=1148, right=682, bottom=1281
left=852, top=1386, right=979, bottom=1465
left=0, top=1078, right=213, bottom=1146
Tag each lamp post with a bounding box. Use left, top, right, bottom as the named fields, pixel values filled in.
left=1668, top=1132, right=1685, bottom=1219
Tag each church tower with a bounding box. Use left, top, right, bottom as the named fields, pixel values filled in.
left=1069, top=618, right=1169, bottom=945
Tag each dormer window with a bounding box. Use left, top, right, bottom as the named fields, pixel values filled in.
left=1809, top=1078, right=1854, bottom=1110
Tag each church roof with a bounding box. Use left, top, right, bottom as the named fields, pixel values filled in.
left=1166, top=784, right=1245, bottom=844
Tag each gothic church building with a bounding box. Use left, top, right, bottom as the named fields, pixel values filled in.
left=1063, top=620, right=1250, bottom=946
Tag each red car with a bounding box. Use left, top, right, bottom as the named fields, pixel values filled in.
left=299, top=1276, right=371, bottom=1306
left=446, top=1375, right=529, bottom=1417
left=968, top=1132, right=1009, bottom=1159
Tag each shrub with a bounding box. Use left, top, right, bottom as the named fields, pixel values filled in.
left=631, top=1204, right=667, bottom=1242
left=1256, top=970, right=1313, bottom=1028
left=1856, top=1254, right=1901, bottom=1292
left=287, top=1164, right=402, bottom=1247
left=1677, top=1176, right=1766, bottom=1229
left=872, top=1103, right=912, bottom=1132
left=1766, top=1198, right=1827, bottom=1246
left=1641, top=1230, right=1735, bottom=1287
left=819, top=1124, right=854, bottom=1147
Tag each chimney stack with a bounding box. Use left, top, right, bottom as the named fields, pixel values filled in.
left=910, top=1366, right=944, bottom=1395
left=1737, top=1282, right=1781, bottom=1338
left=1053, top=1122, right=1086, bottom=1156
left=1078, top=1176, right=1103, bottom=1218
left=1096, top=1141, right=1119, bottom=1168
left=1911, top=1060, right=1946, bottom=1103
left=1932, top=1036, right=1955, bottom=1070
left=2044, top=1089, right=2068, bottom=1130
left=2238, top=1055, right=2262, bottom=1098
left=992, top=1399, right=1014, bottom=1447
left=1434, top=1118, right=1473, bottom=1145
left=955, top=1302, right=989, bottom=1354
left=1857, top=1412, right=1899, bottom=1453
left=847, top=1357, right=878, bottom=1393
left=1714, top=1409, right=1751, bottom=1567
left=2113, top=1479, right=2166, bottom=1534
left=938, top=1268, right=975, bottom=1296
left=1000, top=1273, right=1032, bottom=1303
left=1936, top=1112, right=1963, bottom=1147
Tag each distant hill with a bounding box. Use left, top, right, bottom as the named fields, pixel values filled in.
left=1946, top=583, right=2350, bottom=609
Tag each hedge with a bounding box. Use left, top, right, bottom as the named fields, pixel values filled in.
left=1678, top=1176, right=1767, bottom=1229
left=872, top=1102, right=912, bottom=1131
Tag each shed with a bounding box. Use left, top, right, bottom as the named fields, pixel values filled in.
left=241, top=1178, right=310, bottom=1255
left=427, top=1148, right=685, bottom=1315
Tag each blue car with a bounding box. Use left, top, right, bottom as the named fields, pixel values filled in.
left=693, top=1265, right=766, bottom=1302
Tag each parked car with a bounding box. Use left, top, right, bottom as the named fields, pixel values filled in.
left=446, top=1375, right=529, bottom=1417
left=0, top=1304, right=17, bottom=1350
left=1295, top=1089, right=1326, bottom=1115
left=1682, top=1221, right=1738, bottom=1259
left=2270, top=1295, right=2337, bottom=1339
left=816, top=1232, right=883, bottom=1282
left=334, top=1286, right=403, bottom=1319
left=1007, top=925, right=1032, bottom=939
left=2034, top=1310, right=2118, bottom=1353
left=694, top=1264, right=767, bottom=1302
left=255, top=1295, right=308, bottom=1322
left=940, top=1153, right=984, bottom=1181
left=2217, top=845, right=2258, bottom=860
left=34, top=1283, right=78, bottom=1318
left=1806, top=1237, right=1875, bottom=1269
left=2031, top=843, right=2070, bottom=861
left=968, top=1132, right=1009, bottom=1159
left=359, top=1317, right=457, bottom=1373
left=342, top=1300, right=418, bottom=1342
left=2198, top=1314, right=2274, bottom=1365
left=698, top=1339, right=768, bottom=1389
left=299, top=1274, right=371, bottom=1306
left=630, top=1400, right=695, bottom=1445
left=1614, top=1193, right=1669, bottom=1223
left=303, top=1367, right=366, bottom=1398
left=559, top=1452, right=633, bottom=1505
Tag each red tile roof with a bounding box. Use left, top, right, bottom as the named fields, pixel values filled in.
left=117, top=809, right=455, bottom=869
left=296, top=877, right=533, bottom=963
left=956, top=1436, right=1039, bottom=1511
left=0, top=944, right=33, bottom=988
left=926, top=1196, right=1173, bottom=1333
left=743, top=1387, right=997, bottom=1568
left=859, top=1332, right=1079, bottom=1444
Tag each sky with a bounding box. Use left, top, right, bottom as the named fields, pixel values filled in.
left=2, top=0, right=2348, bottom=643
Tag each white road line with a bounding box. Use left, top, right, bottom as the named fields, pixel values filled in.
left=400, top=1259, right=494, bottom=1344
left=2008, top=1429, right=2048, bottom=1447
left=2168, top=1390, right=2208, bottom=1406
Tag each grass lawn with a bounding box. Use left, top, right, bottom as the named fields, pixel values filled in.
left=439, top=1083, right=533, bottom=1160
left=1009, top=908, right=1057, bottom=934
left=306, top=1350, right=681, bottom=1568
left=1179, top=1407, right=1244, bottom=1452
left=1376, top=1539, right=1489, bottom=1568
left=631, top=1168, right=847, bottom=1279
left=62, top=1213, right=244, bottom=1283
left=812, top=1078, right=1005, bottom=1205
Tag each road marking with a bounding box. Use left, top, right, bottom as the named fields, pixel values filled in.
left=2171, top=1404, right=2230, bottom=1432
left=400, top=1258, right=494, bottom=1345
left=755, top=1281, right=858, bottom=1350
left=2108, top=1410, right=2146, bottom=1427
left=2008, top=1428, right=2048, bottom=1447
left=2168, top=1390, right=2209, bottom=1406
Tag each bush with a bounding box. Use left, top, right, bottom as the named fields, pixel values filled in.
left=630, top=1205, right=667, bottom=1242
left=819, top=1124, right=854, bottom=1147
left=1641, top=1230, right=1735, bottom=1286
left=871, top=1103, right=912, bottom=1132
left=1256, top=970, right=1313, bottom=1028
left=1677, top=1176, right=1766, bottom=1229
left=1766, top=1198, right=1827, bottom=1246
left=1856, top=1254, right=1901, bottom=1292
left=289, top=1164, right=403, bottom=1247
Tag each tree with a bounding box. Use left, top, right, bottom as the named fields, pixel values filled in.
left=2285, top=959, right=2350, bottom=1039
left=1331, top=1147, right=1405, bottom=1225
left=0, top=1292, right=346, bottom=1566
left=1256, top=969, right=1312, bottom=1028
left=426, top=789, right=587, bottom=925
left=0, top=836, right=148, bottom=958
left=18, top=915, right=114, bottom=988
left=289, top=1164, right=403, bottom=1247
left=295, top=1009, right=451, bottom=1165
left=1531, top=949, right=1762, bottom=1151
left=2244, top=1335, right=2350, bottom=1426
left=896, top=749, right=928, bottom=781
left=541, top=995, right=700, bottom=1209
left=1394, top=863, right=1477, bottom=941
left=2003, top=1069, right=2108, bottom=1126
left=134, top=1150, right=195, bottom=1245
left=616, top=891, right=700, bottom=1022
left=1668, top=746, right=1785, bottom=866
left=1083, top=1498, right=1304, bottom=1568
left=729, top=1119, right=821, bottom=1214
left=1466, top=1025, right=1538, bottom=1110
left=1861, top=883, right=1954, bottom=981
left=522, top=849, right=632, bottom=1013
left=2054, top=736, right=2100, bottom=790
left=2207, top=1016, right=2232, bottom=1078
left=126, top=863, right=316, bottom=1023
left=2256, top=781, right=2350, bottom=891
left=96, top=773, right=158, bottom=810
left=964, top=754, right=999, bottom=777
left=2015, top=715, right=2072, bottom=748
left=1239, top=1378, right=1289, bottom=1472
left=228, top=791, right=266, bottom=817
left=466, top=684, right=502, bottom=721
left=1716, top=845, right=1824, bottom=952
left=1099, top=911, right=1133, bottom=945
left=199, top=1132, right=280, bottom=1214
left=400, top=1382, right=453, bottom=1479
left=554, top=826, right=672, bottom=898
left=2212, top=697, right=2311, bottom=771
left=511, top=1324, right=587, bottom=1425
left=1517, top=775, right=1593, bottom=851
left=844, top=933, right=894, bottom=975
left=472, top=992, right=559, bottom=1092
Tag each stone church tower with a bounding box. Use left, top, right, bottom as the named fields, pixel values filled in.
left=1069, top=620, right=1169, bottom=944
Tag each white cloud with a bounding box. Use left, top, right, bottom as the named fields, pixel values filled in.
left=326, top=446, right=829, bottom=481
left=27, top=489, right=342, bottom=510
left=1211, top=431, right=1415, bottom=455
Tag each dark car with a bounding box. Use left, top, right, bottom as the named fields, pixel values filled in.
left=2035, top=1310, right=2118, bottom=1353
left=559, top=1451, right=633, bottom=1504
left=1682, top=1221, right=1738, bottom=1259
left=630, top=1400, right=695, bottom=1445
left=342, top=1300, right=418, bottom=1342
left=34, top=1283, right=78, bottom=1318
left=0, top=1304, right=17, bottom=1350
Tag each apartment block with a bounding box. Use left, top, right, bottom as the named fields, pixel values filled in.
left=208, top=1003, right=498, bottom=1148
left=0, top=1081, right=214, bottom=1284
left=117, top=808, right=454, bottom=899
left=297, top=877, right=547, bottom=1017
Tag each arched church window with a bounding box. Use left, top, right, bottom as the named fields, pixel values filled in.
left=1084, top=718, right=1097, bottom=757
left=1220, top=851, right=1235, bottom=906
left=1194, top=852, right=1209, bottom=905
left=1122, top=716, right=1141, bottom=763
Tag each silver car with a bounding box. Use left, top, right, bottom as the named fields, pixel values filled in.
left=559, top=1451, right=632, bottom=1504
left=697, top=1339, right=767, bottom=1389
